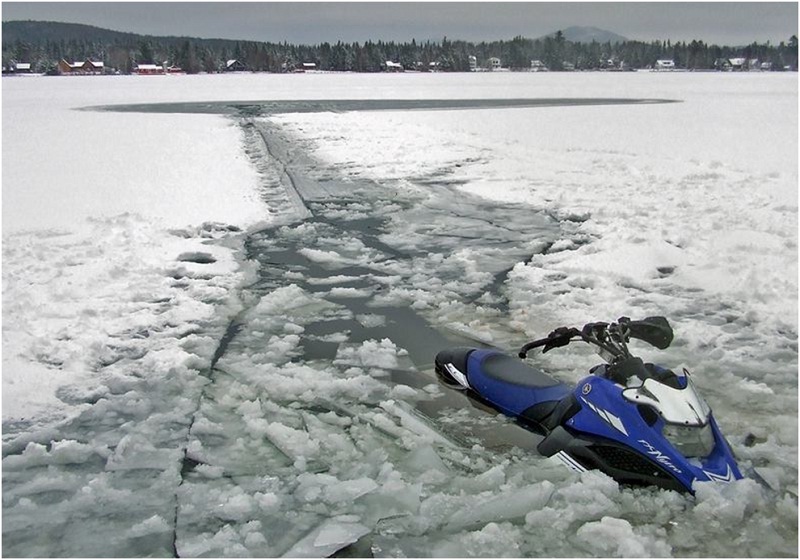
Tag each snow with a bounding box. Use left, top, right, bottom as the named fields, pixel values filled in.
left=2, top=71, right=797, bottom=557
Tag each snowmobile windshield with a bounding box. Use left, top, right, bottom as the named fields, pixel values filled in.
left=621, top=376, right=711, bottom=426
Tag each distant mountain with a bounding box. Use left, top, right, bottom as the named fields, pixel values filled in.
left=2, top=20, right=142, bottom=44
left=543, top=26, right=628, bottom=44
left=1, top=20, right=238, bottom=49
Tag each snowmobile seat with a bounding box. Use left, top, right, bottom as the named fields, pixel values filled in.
left=478, top=352, right=564, bottom=389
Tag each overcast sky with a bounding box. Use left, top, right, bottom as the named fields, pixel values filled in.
left=2, top=2, right=797, bottom=45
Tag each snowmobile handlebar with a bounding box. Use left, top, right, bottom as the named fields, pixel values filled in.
left=518, top=327, right=581, bottom=358
left=518, top=317, right=673, bottom=360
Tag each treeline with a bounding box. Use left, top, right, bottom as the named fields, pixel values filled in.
left=2, top=20, right=798, bottom=73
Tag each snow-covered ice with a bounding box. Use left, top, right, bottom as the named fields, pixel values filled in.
left=3, top=72, right=797, bottom=557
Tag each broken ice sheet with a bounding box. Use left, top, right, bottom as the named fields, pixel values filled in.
left=280, top=517, right=370, bottom=557
left=356, top=313, right=387, bottom=328
left=333, top=339, right=411, bottom=370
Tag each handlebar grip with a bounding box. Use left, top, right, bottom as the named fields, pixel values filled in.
left=518, top=338, right=549, bottom=358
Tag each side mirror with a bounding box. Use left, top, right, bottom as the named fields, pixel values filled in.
left=626, top=316, right=674, bottom=349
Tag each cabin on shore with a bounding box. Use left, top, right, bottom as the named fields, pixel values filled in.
left=530, top=60, right=548, bottom=72
left=384, top=60, right=403, bottom=72
left=225, top=59, right=247, bottom=72
left=654, top=59, right=676, bottom=70
left=57, top=59, right=104, bottom=75
left=133, top=63, right=163, bottom=75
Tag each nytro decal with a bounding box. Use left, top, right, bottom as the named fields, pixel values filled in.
left=638, top=439, right=682, bottom=474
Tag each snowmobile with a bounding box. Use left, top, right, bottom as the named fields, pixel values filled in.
left=434, top=316, right=742, bottom=493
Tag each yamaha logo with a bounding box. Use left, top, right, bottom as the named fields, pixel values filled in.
left=582, top=383, right=592, bottom=395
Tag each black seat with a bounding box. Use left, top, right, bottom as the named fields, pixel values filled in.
left=480, top=353, right=564, bottom=389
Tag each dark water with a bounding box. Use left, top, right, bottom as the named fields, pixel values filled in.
left=90, top=97, right=678, bottom=115
left=223, top=119, right=568, bottom=452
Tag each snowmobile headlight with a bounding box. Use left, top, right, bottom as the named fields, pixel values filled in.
left=662, top=422, right=715, bottom=458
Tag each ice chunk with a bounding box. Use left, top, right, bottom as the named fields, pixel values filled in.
left=692, top=478, right=765, bottom=525
left=298, top=248, right=346, bottom=265
left=280, top=518, right=370, bottom=557
left=388, top=384, right=418, bottom=400
left=127, top=515, right=171, bottom=538
left=445, top=481, right=554, bottom=531
left=402, top=445, right=450, bottom=475
left=380, top=400, right=461, bottom=449
left=576, top=516, right=672, bottom=557
left=334, top=339, right=405, bottom=369
left=324, top=478, right=379, bottom=503
left=433, top=522, right=524, bottom=557
left=327, top=287, right=374, bottom=299
left=253, top=284, right=335, bottom=316
left=306, top=275, right=363, bottom=285
left=295, top=472, right=379, bottom=504
left=106, top=434, right=179, bottom=471
left=355, top=313, right=387, bottom=328
left=3, top=440, right=110, bottom=470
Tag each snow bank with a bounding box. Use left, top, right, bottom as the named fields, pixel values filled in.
left=3, top=76, right=269, bottom=438
left=2, top=216, right=255, bottom=437
left=2, top=79, right=268, bottom=234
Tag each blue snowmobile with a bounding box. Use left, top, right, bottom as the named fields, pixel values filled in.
left=434, top=317, right=742, bottom=493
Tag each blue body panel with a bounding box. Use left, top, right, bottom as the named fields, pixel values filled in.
left=567, top=375, right=742, bottom=488
left=464, top=349, right=742, bottom=490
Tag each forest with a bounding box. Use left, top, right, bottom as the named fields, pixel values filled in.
left=2, top=20, right=798, bottom=73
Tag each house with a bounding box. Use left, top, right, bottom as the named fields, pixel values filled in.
left=760, top=62, right=774, bottom=71
left=468, top=55, right=477, bottom=71
left=57, top=59, right=104, bottom=75
left=85, top=60, right=104, bottom=74
left=225, top=59, right=247, bottom=72
left=384, top=60, right=403, bottom=72
left=133, top=63, right=163, bottom=75
left=165, top=65, right=184, bottom=74
left=530, top=60, right=548, bottom=72
left=654, top=59, right=676, bottom=70
left=14, top=62, right=32, bottom=73
left=488, top=57, right=502, bottom=70
left=429, top=61, right=441, bottom=71
left=301, top=62, right=317, bottom=71
left=562, top=61, right=576, bottom=71
left=728, top=58, right=746, bottom=71
left=58, top=59, right=82, bottom=74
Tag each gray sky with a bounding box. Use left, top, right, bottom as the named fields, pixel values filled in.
left=1, top=2, right=797, bottom=45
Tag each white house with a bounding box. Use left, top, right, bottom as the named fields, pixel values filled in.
left=489, top=57, right=501, bottom=70
left=530, top=60, right=548, bottom=72
left=384, top=60, right=403, bottom=72
left=728, top=58, right=746, bottom=71
left=654, top=59, right=676, bottom=70
left=468, top=55, right=477, bottom=71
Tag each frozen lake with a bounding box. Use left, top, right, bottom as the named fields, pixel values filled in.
left=2, top=72, right=797, bottom=556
